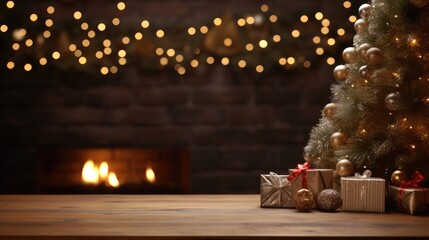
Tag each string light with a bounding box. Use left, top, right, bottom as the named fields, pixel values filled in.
left=81, top=22, right=89, bottom=30
left=118, top=58, right=127, bottom=65
left=291, top=30, right=300, bottom=38
left=315, top=12, right=324, bottom=20
left=6, top=61, right=15, bottom=69
left=43, top=30, right=51, bottom=38
left=259, top=40, right=268, bottom=48
left=256, top=65, right=264, bottom=73
left=104, top=47, right=112, bottom=55
left=6, top=1, right=14, bottom=9
left=155, top=48, right=164, bottom=56
left=166, top=49, right=175, bottom=57
left=300, top=15, right=309, bottom=23
left=221, top=57, right=229, bottom=65
left=98, top=23, right=106, bottom=31
left=0, top=25, right=8, bottom=32
left=141, top=20, right=150, bottom=28
left=175, top=54, right=184, bottom=62
left=337, top=28, right=345, bottom=36
left=188, top=27, right=196, bottom=35
left=122, top=36, right=130, bottom=44
left=79, top=57, right=87, bottom=65
left=74, top=50, right=82, bottom=57
left=69, top=44, right=77, bottom=52
left=135, top=32, right=143, bottom=40
left=95, top=51, right=104, bottom=59
left=238, top=60, right=246, bottom=68
left=237, top=18, right=246, bottom=26
left=30, top=14, right=38, bottom=22
left=313, top=36, right=321, bottom=44
left=206, top=56, right=215, bottom=64
left=118, top=50, right=127, bottom=58
left=12, top=43, right=20, bottom=50
left=343, top=1, right=352, bottom=8
left=25, top=39, right=33, bottom=47
left=112, top=18, right=120, bottom=26
left=39, top=58, right=47, bottom=65
left=279, top=57, right=287, bottom=65
left=190, top=59, right=199, bottom=68
left=349, top=15, right=357, bottom=23
left=213, top=18, right=222, bottom=26
left=156, top=30, right=165, bottom=38
left=273, top=35, right=281, bottom=42
left=117, top=2, right=126, bottom=11
left=88, top=30, right=96, bottom=38
left=269, top=15, right=278, bottom=23
left=260, top=4, right=269, bottom=12
left=200, top=26, right=208, bottom=34
left=303, top=61, right=311, bottom=68
left=246, top=16, right=255, bottom=25
left=103, top=39, right=111, bottom=47
left=287, top=57, right=295, bottom=65
left=47, top=6, right=55, bottom=14
left=246, top=43, right=254, bottom=51
left=160, top=57, right=168, bottom=65
left=82, top=39, right=90, bottom=47
left=110, top=66, right=118, bottom=74
left=100, top=67, right=109, bottom=75
left=52, top=51, right=61, bottom=59
left=327, top=38, right=336, bottom=46
left=74, top=11, right=82, bottom=20
left=316, top=47, right=324, bottom=55
left=321, top=19, right=330, bottom=27
left=321, top=27, right=329, bottom=35
left=24, top=63, right=32, bottom=71
left=326, top=57, right=335, bottom=65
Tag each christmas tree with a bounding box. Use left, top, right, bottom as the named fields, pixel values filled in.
left=304, top=0, right=429, bottom=183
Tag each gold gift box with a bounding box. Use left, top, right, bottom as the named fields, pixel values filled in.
left=288, top=169, right=334, bottom=209
left=341, top=173, right=385, bottom=213
left=388, top=186, right=428, bottom=215
left=260, top=172, right=293, bottom=208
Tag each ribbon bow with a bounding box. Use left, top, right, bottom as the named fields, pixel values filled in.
left=400, top=171, right=424, bottom=188
left=354, top=170, right=372, bottom=178
left=287, top=161, right=311, bottom=188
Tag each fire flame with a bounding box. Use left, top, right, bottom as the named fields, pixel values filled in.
left=146, top=167, right=156, bottom=183
left=82, top=160, right=120, bottom=188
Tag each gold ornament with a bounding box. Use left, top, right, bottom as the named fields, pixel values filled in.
left=354, top=18, right=368, bottom=34
left=333, top=65, right=348, bottom=81
left=330, top=132, right=348, bottom=149
left=359, top=4, right=373, bottom=19
left=366, top=47, right=383, bottom=66
left=391, top=170, right=407, bottom=186
left=385, top=92, right=403, bottom=111
left=294, top=188, right=314, bottom=212
left=357, top=43, right=373, bottom=61
left=358, top=65, right=371, bottom=79
left=204, top=13, right=242, bottom=56
left=410, top=0, right=429, bottom=7
left=317, top=189, right=342, bottom=212
left=342, top=47, right=358, bottom=63
left=323, top=103, right=338, bottom=120
left=336, top=159, right=354, bottom=177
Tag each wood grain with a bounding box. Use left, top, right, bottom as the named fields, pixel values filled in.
left=0, top=195, right=428, bottom=239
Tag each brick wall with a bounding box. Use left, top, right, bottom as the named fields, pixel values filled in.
left=0, top=0, right=364, bottom=193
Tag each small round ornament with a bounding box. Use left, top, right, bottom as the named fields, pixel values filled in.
left=384, top=92, right=403, bottom=111
left=333, top=65, right=348, bottom=81
left=358, top=65, right=371, bottom=79
left=410, top=0, right=429, bottom=7
left=342, top=47, right=358, bottom=63
left=294, top=188, right=314, bottom=212
left=359, top=4, right=373, bottom=19
left=323, top=103, right=338, bottom=120
left=336, top=159, right=354, bottom=177
left=366, top=47, right=383, bottom=66
left=330, top=132, right=348, bottom=149
left=391, top=169, right=407, bottom=186
left=317, top=189, right=343, bottom=212
left=354, top=18, right=368, bottom=33
left=357, top=43, right=373, bottom=61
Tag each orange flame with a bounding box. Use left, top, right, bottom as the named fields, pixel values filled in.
left=146, top=167, right=156, bottom=183
left=82, top=160, right=120, bottom=187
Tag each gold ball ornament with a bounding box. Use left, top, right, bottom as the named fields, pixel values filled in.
left=391, top=170, right=407, bottom=186
left=342, top=47, right=358, bottom=63
left=354, top=18, right=368, bottom=34
left=323, top=103, right=338, bottom=120
left=359, top=4, right=373, bottom=19
left=336, top=159, right=354, bottom=177
left=330, top=132, right=348, bottom=149
left=358, top=65, right=371, bottom=79
left=333, top=65, right=348, bottom=81
left=294, top=188, right=314, bottom=212
left=317, top=189, right=342, bottom=212
left=410, top=0, right=429, bottom=7
left=366, top=47, right=383, bottom=66
left=385, top=92, right=403, bottom=111
left=357, top=43, right=373, bottom=61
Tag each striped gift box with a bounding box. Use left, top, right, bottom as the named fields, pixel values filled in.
left=341, top=170, right=385, bottom=213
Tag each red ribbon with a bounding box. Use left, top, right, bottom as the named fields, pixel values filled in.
left=399, top=171, right=426, bottom=212
left=287, top=162, right=311, bottom=189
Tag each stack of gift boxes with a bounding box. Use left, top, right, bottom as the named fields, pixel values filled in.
left=261, top=162, right=428, bottom=215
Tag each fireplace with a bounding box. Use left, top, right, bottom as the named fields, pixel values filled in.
left=37, top=148, right=189, bottom=194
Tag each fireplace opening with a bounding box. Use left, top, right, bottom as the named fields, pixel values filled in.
left=37, top=148, right=189, bottom=194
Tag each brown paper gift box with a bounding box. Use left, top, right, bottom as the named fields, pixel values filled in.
left=388, top=186, right=428, bottom=215
left=288, top=169, right=333, bottom=209
left=260, top=172, right=293, bottom=208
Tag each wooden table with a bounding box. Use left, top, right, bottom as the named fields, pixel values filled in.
left=0, top=195, right=428, bottom=239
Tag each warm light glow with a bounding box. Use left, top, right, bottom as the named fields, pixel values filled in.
left=321, top=19, right=330, bottom=27
left=224, top=38, right=232, bottom=47
left=259, top=40, right=268, bottom=48
left=300, top=15, right=308, bottom=23
left=118, top=49, right=127, bottom=58
left=82, top=160, right=99, bottom=184
left=166, top=48, right=175, bottom=57
left=118, top=57, right=127, bottom=65
left=411, top=144, right=416, bottom=149
left=74, top=11, right=82, bottom=20
left=12, top=43, right=20, bottom=50
left=82, top=39, right=90, bottom=47
left=238, top=60, right=246, bottom=68
left=110, top=66, right=118, bottom=74
left=135, top=32, right=143, bottom=40
left=6, top=61, right=15, bottom=69
left=108, top=172, right=120, bottom=188
left=13, top=28, right=26, bottom=41
left=337, top=28, right=345, bottom=36
left=112, top=18, right=120, bottom=26
left=103, top=39, right=111, bottom=47
left=122, top=36, right=130, bottom=44
left=100, top=67, right=109, bottom=75
left=81, top=22, right=89, bottom=30
left=246, top=43, right=254, bottom=51
left=47, top=6, right=55, bottom=14
left=237, top=18, right=246, bottom=26
left=146, top=168, right=156, bottom=183
left=117, top=2, right=126, bottom=11
left=43, top=30, right=51, bottom=38
left=291, top=30, right=300, bottom=38
left=99, top=162, right=109, bottom=179
left=206, top=56, right=214, bottom=64
left=321, top=27, right=329, bottom=35
left=303, top=60, right=311, bottom=68
left=269, top=15, right=278, bottom=23
left=246, top=16, right=255, bottom=25
left=188, top=27, right=196, bottom=35
left=98, top=23, right=106, bottom=31
left=6, top=1, right=14, bottom=9
left=221, top=57, right=230, bottom=65
left=260, top=4, right=269, bottom=12
left=315, top=12, right=324, bottom=20
left=287, top=57, right=295, bottom=65
left=213, top=17, right=222, bottom=26
left=95, top=51, right=103, bottom=59
left=78, top=56, right=87, bottom=65
left=273, top=35, right=281, bottom=42
left=156, top=30, right=165, bottom=38
left=190, top=59, right=199, bottom=68
left=313, top=36, right=321, bottom=44
left=256, top=65, right=264, bottom=73
left=155, top=48, right=164, bottom=56
left=327, top=38, right=336, bottom=46
left=176, top=54, right=184, bottom=62
left=25, top=39, right=33, bottom=47
left=30, top=14, right=38, bottom=22
left=349, top=15, right=357, bottom=23
left=279, top=57, right=286, bottom=65
left=52, top=51, right=60, bottom=59
left=343, top=1, right=352, bottom=8
left=160, top=57, right=168, bottom=65
left=0, top=25, right=8, bottom=32
left=327, top=57, right=335, bottom=65
left=88, top=30, right=96, bottom=38
left=39, top=57, right=47, bottom=65
left=200, top=26, right=208, bottom=34
left=141, top=20, right=150, bottom=28
left=74, top=49, right=82, bottom=57
left=177, top=67, right=186, bottom=75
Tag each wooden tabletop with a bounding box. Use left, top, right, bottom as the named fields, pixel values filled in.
left=0, top=195, right=428, bottom=239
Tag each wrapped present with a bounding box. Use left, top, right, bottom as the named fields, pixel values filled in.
left=341, top=170, right=385, bottom=213
left=287, top=162, right=334, bottom=209
left=260, top=172, right=293, bottom=208
left=387, top=171, right=428, bottom=215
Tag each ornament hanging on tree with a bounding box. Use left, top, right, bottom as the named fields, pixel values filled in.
left=359, top=4, right=373, bottom=19
left=391, top=169, right=407, bottom=186
left=366, top=47, right=383, bottom=66
left=342, top=47, right=358, bottom=63
left=330, top=132, right=348, bottom=149
left=358, top=65, right=371, bottom=79
left=317, top=189, right=342, bottom=212
left=354, top=18, right=369, bottom=33
left=336, top=159, right=354, bottom=177
left=357, top=43, right=373, bottom=61
left=323, top=103, right=338, bottom=120
left=294, top=188, right=314, bottom=212
left=333, top=65, right=348, bottom=81
left=385, top=92, right=403, bottom=111
left=410, top=0, right=429, bottom=8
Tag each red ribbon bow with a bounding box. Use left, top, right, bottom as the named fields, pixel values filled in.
left=399, top=171, right=426, bottom=213
left=287, top=162, right=311, bottom=189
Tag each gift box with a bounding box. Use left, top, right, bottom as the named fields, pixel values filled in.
left=288, top=162, right=334, bottom=209
left=387, top=171, right=428, bottom=215
left=260, top=172, right=293, bottom=208
left=341, top=170, right=385, bottom=213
